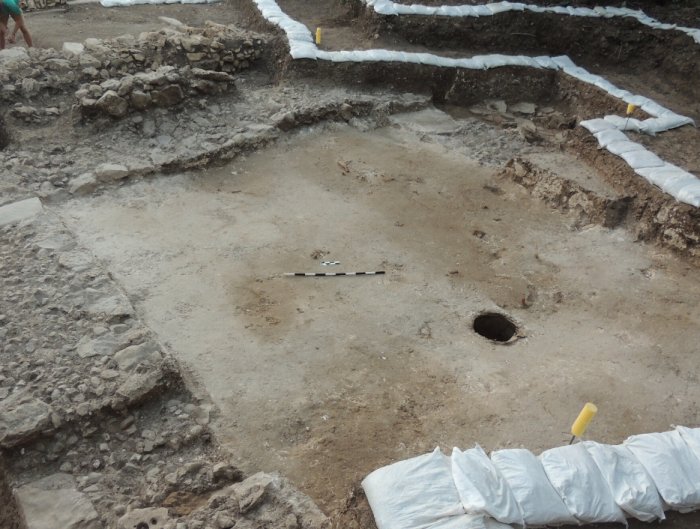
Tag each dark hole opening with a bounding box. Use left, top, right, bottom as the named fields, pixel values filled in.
left=473, top=312, right=517, bottom=343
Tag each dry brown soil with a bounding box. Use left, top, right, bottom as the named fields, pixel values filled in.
left=57, top=120, right=700, bottom=521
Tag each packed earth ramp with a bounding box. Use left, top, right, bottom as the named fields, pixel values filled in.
left=1, top=1, right=700, bottom=529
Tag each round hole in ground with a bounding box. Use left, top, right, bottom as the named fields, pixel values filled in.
left=473, top=312, right=517, bottom=343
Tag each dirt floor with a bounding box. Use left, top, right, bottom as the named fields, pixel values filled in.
left=18, top=2, right=243, bottom=50
left=56, top=113, right=700, bottom=517
left=2, top=0, right=700, bottom=527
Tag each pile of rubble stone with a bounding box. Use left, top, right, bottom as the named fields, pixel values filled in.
left=0, top=22, right=264, bottom=120
left=0, top=202, right=329, bottom=529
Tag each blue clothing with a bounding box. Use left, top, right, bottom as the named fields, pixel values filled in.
left=0, top=0, right=22, bottom=17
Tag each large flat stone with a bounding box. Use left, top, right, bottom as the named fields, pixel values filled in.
left=0, top=394, right=53, bottom=448
left=15, top=473, right=100, bottom=529
left=86, top=293, right=134, bottom=319
left=115, top=370, right=162, bottom=404
left=113, top=341, right=162, bottom=370
left=76, top=330, right=144, bottom=359
left=0, top=197, right=43, bottom=227
left=62, top=42, right=85, bottom=56
left=0, top=47, right=29, bottom=63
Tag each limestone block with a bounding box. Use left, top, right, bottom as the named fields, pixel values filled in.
left=0, top=197, right=43, bottom=227
left=0, top=393, right=52, bottom=447
left=14, top=473, right=100, bottom=529
left=62, top=42, right=85, bottom=56
left=96, top=90, right=128, bottom=118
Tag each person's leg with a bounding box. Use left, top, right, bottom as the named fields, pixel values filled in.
left=7, top=21, right=19, bottom=43
left=0, top=13, right=9, bottom=50
left=10, top=13, right=30, bottom=47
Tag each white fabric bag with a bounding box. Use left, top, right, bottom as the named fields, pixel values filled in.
left=362, top=448, right=465, bottom=529
left=451, top=446, right=524, bottom=525
left=584, top=441, right=665, bottom=521
left=491, top=448, right=576, bottom=526
left=625, top=431, right=700, bottom=512
left=540, top=444, right=626, bottom=524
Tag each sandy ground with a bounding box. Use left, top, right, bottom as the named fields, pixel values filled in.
left=55, top=111, right=700, bottom=516
left=14, top=2, right=243, bottom=50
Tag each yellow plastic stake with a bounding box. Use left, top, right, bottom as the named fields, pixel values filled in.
left=571, top=402, right=598, bottom=439
left=315, top=27, right=322, bottom=45
left=626, top=103, right=636, bottom=115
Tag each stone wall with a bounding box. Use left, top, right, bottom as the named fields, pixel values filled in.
left=78, top=65, right=236, bottom=118
left=20, top=0, right=67, bottom=11
left=0, top=22, right=264, bottom=121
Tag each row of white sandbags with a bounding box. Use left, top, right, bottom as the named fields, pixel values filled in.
left=361, top=1, right=700, bottom=45
left=362, top=426, right=700, bottom=529
left=252, top=0, right=695, bottom=135
left=581, top=119, right=700, bottom=207
left=251, top=0, right=700, bottom=208
left=100, top=0, right=218, bottom=6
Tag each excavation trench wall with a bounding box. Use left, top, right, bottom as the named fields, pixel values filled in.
left=281, top=57, right=699, bottom=260
left=0, top=460, right=22, bottom=529
left=347, top=1, right=700, bottom=100
left=286, top=60, right=644, bottom=121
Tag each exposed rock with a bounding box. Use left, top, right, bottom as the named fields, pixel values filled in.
left=130, top=90, right=152, bottom=110
left=0, top=47, right=28, bottom=63
left=85, top=293, right=134, bottom=319
left=113, top=342, right=162, bottom=370
left=191, top=68, right=234, bottom=83
left=68, top=173, right=98, bottom=195
left=0, top=393, right=53, bottom=447
left=151, top=84, right=184, bottom=107
left=94, top=163, right=129, bottom=182
left=510, top=102, right=537, bottom=115
left=215, top=512, right=235, bottom=529
left=21, top=78, right=40, bottom=97
left=76, top=331, right=139, bottom=359
left=0, top=197, right=43, bottom=227
left=62, top=42, right=85, bottom=56
left=96, top=90, right=129, bottom=118
left=233, top=473, right=273, bottom=514
left=0, top=115, right=8, bottom=149
left=117, top=507, right=170, bottom=529
left=213, top=463, right=243, bottom=483
left=78, top=53, right=101, bottom=69
left=14, top=473, right=100, bottom=529
left=115, top=371, right=162, bottom=404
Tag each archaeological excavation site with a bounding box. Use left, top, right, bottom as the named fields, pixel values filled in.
left=1, top=0, right=700, bottom=528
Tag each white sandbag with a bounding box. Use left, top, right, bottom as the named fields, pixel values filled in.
left=362, top=448, right=465, bottom=529
left=603, top=115, right=649, bottom=134
left=540, top=444, right=626, bottom=524
left=677, top=427, right=700, bottom=462
left=491, top=448, right=576, bottom=526
left=670, top=180, right=700, bottom=207
left=425, top=514, right=513, bottom=529
left=451, top=446, right=524, bottom=525
left=636, top=163, right=688, bottom=187
left=606, top=140, right=644, bottom=156
left=625, top=431, right=700, bottom=511
left=594, top=129, right=629, bottom=147
left=580, top=118, right=617, bottom=134
left=584, top=441, right=665, bottom=521
left=662, top=175, right=700, bottom=196
left=620, top=149, right=665, bottom=169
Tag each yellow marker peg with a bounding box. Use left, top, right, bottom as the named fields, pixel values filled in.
left=315, top=27, right=322, bottom=45
left=626, top=103, right=636, bottom=115
left=569, top=403, right=597, bottom=444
